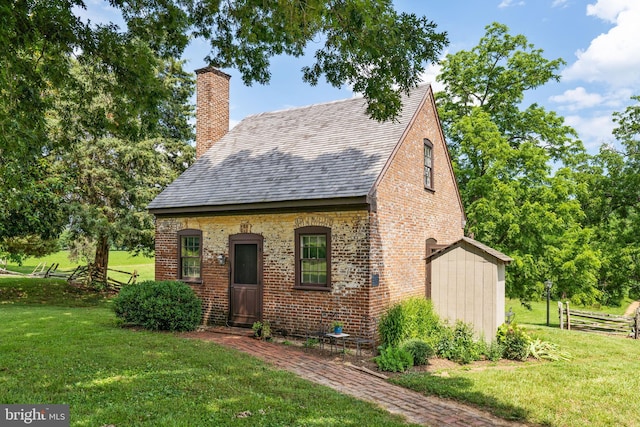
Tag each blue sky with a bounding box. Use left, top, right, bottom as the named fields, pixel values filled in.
left=78, top=0, right=640, bottom=153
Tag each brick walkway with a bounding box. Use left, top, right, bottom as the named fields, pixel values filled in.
left=183, top=328, right=529, bottom=427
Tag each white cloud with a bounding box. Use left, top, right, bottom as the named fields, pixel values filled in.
left=586, top=0, right=634, bottom=22
left=562, top=0, right=640, bottom=87
left=564, top=114, right=615, bottom=150
left=552, top=0, right=570, bottom=8
left=418, top=62, right=445, bottom=93
left=550, top=87, right=603, bottom=110
left=547, top=86, right=634, bottom=111
left=498, top=0, right=525, bottom=9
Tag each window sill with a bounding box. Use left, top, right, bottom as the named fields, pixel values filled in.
left=180, top=278, right=203, bottom=285
left=293, top=285, right=331, bottom=292
left=424, top=187, right=435, bottom=193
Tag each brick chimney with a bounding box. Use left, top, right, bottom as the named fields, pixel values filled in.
left=195, top=67, right=231, bottom=159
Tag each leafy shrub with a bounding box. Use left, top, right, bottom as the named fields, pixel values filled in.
left=436, top=321, right=483, bottom=364
left=374, top=346, right=414, bottom=372
left=401, top=339, right=434, bottom=365
left=113, top=280, right=202, bottom=331
left=378, top=297, right=444, bottom=348
left=485, top=341, right=505, bottom=362
left=497, top=323, right=531, bottom=361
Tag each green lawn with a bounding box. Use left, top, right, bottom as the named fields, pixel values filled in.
left=3, top=277, right=639, bottom=426
left=393, top=307, right=640, bottom=427
left=3, top=250, right=155, bottom=282
left=0, top=278, right=414, bottom=427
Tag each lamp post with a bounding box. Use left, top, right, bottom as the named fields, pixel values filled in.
left=545, top=280, right=553, bottom=326
left=505, top=307, right=515, bottom=325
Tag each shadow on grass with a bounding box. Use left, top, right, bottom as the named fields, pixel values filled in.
left=391, top=372, right=541, bottom=425
left=0, top=277, right=111, bottom=307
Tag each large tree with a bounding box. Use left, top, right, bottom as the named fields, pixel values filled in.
left=55, top=58, right=195, bottom=272
left=437, top=23, right=599, bottom=304
left=1, top=0, right=448, bottom=261
left=577, top=96, right=640, bottom=303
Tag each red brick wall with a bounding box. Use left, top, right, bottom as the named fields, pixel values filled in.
left=155, top=211, right=372, bottom=336
left=369, top=87, right=465, bottom=319
left=195, top=68, right=230, bottom=159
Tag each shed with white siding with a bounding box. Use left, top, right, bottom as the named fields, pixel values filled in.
left=426, top=237, right=512, bottom=341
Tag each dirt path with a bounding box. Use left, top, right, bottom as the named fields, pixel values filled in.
left=624, top=300, right=640, bottom=317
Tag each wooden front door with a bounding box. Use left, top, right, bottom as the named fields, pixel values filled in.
left=229, top=234, right=263, bottom=326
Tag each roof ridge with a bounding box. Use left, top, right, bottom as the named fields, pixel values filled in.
left=244, top=93, right=365, bottom=119
left=243, top=83, right=431, bottom=119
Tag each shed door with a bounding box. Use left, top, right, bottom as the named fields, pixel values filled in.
left=229, top=234, right=263, bottom=326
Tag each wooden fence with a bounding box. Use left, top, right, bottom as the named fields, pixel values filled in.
left=558, top=301, right=640, bottom=339
left=30, top=263, right=138, bottom=291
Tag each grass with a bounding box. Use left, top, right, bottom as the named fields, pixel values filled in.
left=4, top=275, right=639, bottom=426
left=0, top=277, right=112, bottom=307
left=0, top=278, right=415, bottom=427
left=3, top=250, right=155, bottom=282
left=392, top=302, right=640, bottom=427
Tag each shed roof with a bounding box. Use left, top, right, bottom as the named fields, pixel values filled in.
left=426, top=236, right=513, bottom=264
left=148, top=84, right=431, bottom=213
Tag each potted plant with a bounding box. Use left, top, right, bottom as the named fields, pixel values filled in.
left=332, top=320, right=344, bottom=334
left=252, top=320, right=272, bottom=340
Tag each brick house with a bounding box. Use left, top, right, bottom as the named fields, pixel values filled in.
left=148, top=67, right=466, bottom=338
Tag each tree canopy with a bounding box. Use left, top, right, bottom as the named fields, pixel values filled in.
left=437, top=23, right=600, bottom=304
left=576, top=97, right=640, bottom=303
left=1, top=0, right=449, bottom=266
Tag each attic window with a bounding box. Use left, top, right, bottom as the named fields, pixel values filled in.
left=424, top=139, right=434, bottom=190
left=178, top=229, right=202, bottom=282
left=294, top=226, right=331, bottom=291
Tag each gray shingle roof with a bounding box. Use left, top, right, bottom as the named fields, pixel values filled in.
left=148, top=84, right=430, bottom=212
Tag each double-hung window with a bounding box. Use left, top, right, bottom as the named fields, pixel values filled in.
left=178, top=229, right=202, bottom=281
left=294, top=226, right=331, bottom=290
left=424, top=139, right=434, bottom=190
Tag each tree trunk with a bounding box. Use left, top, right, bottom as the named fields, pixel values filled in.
left=93, top=234, right=110, bottom=283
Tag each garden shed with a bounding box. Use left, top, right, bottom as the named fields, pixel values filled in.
left=426, top=237, right=512, bottom=341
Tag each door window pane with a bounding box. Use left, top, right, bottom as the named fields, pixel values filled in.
left=234, top=243, right=258, bottom=284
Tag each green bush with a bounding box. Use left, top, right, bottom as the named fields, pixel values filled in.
left=378, top=297, right=443, bottom=348
left=401, top=339, right=434, bottom=365
left=497, top=323, right=531, bottom=361
left=113, top=280, right=202, bottom=331
left=436, top=321, right=483, bottom=364
left=485, top=341, right=505, bottom=362
left=374, top=346, right=414, bottom=372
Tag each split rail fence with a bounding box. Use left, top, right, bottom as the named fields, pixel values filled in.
left=28, top=263, right=138, bottom=291
left=558, top=301, right=640, bottom=339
